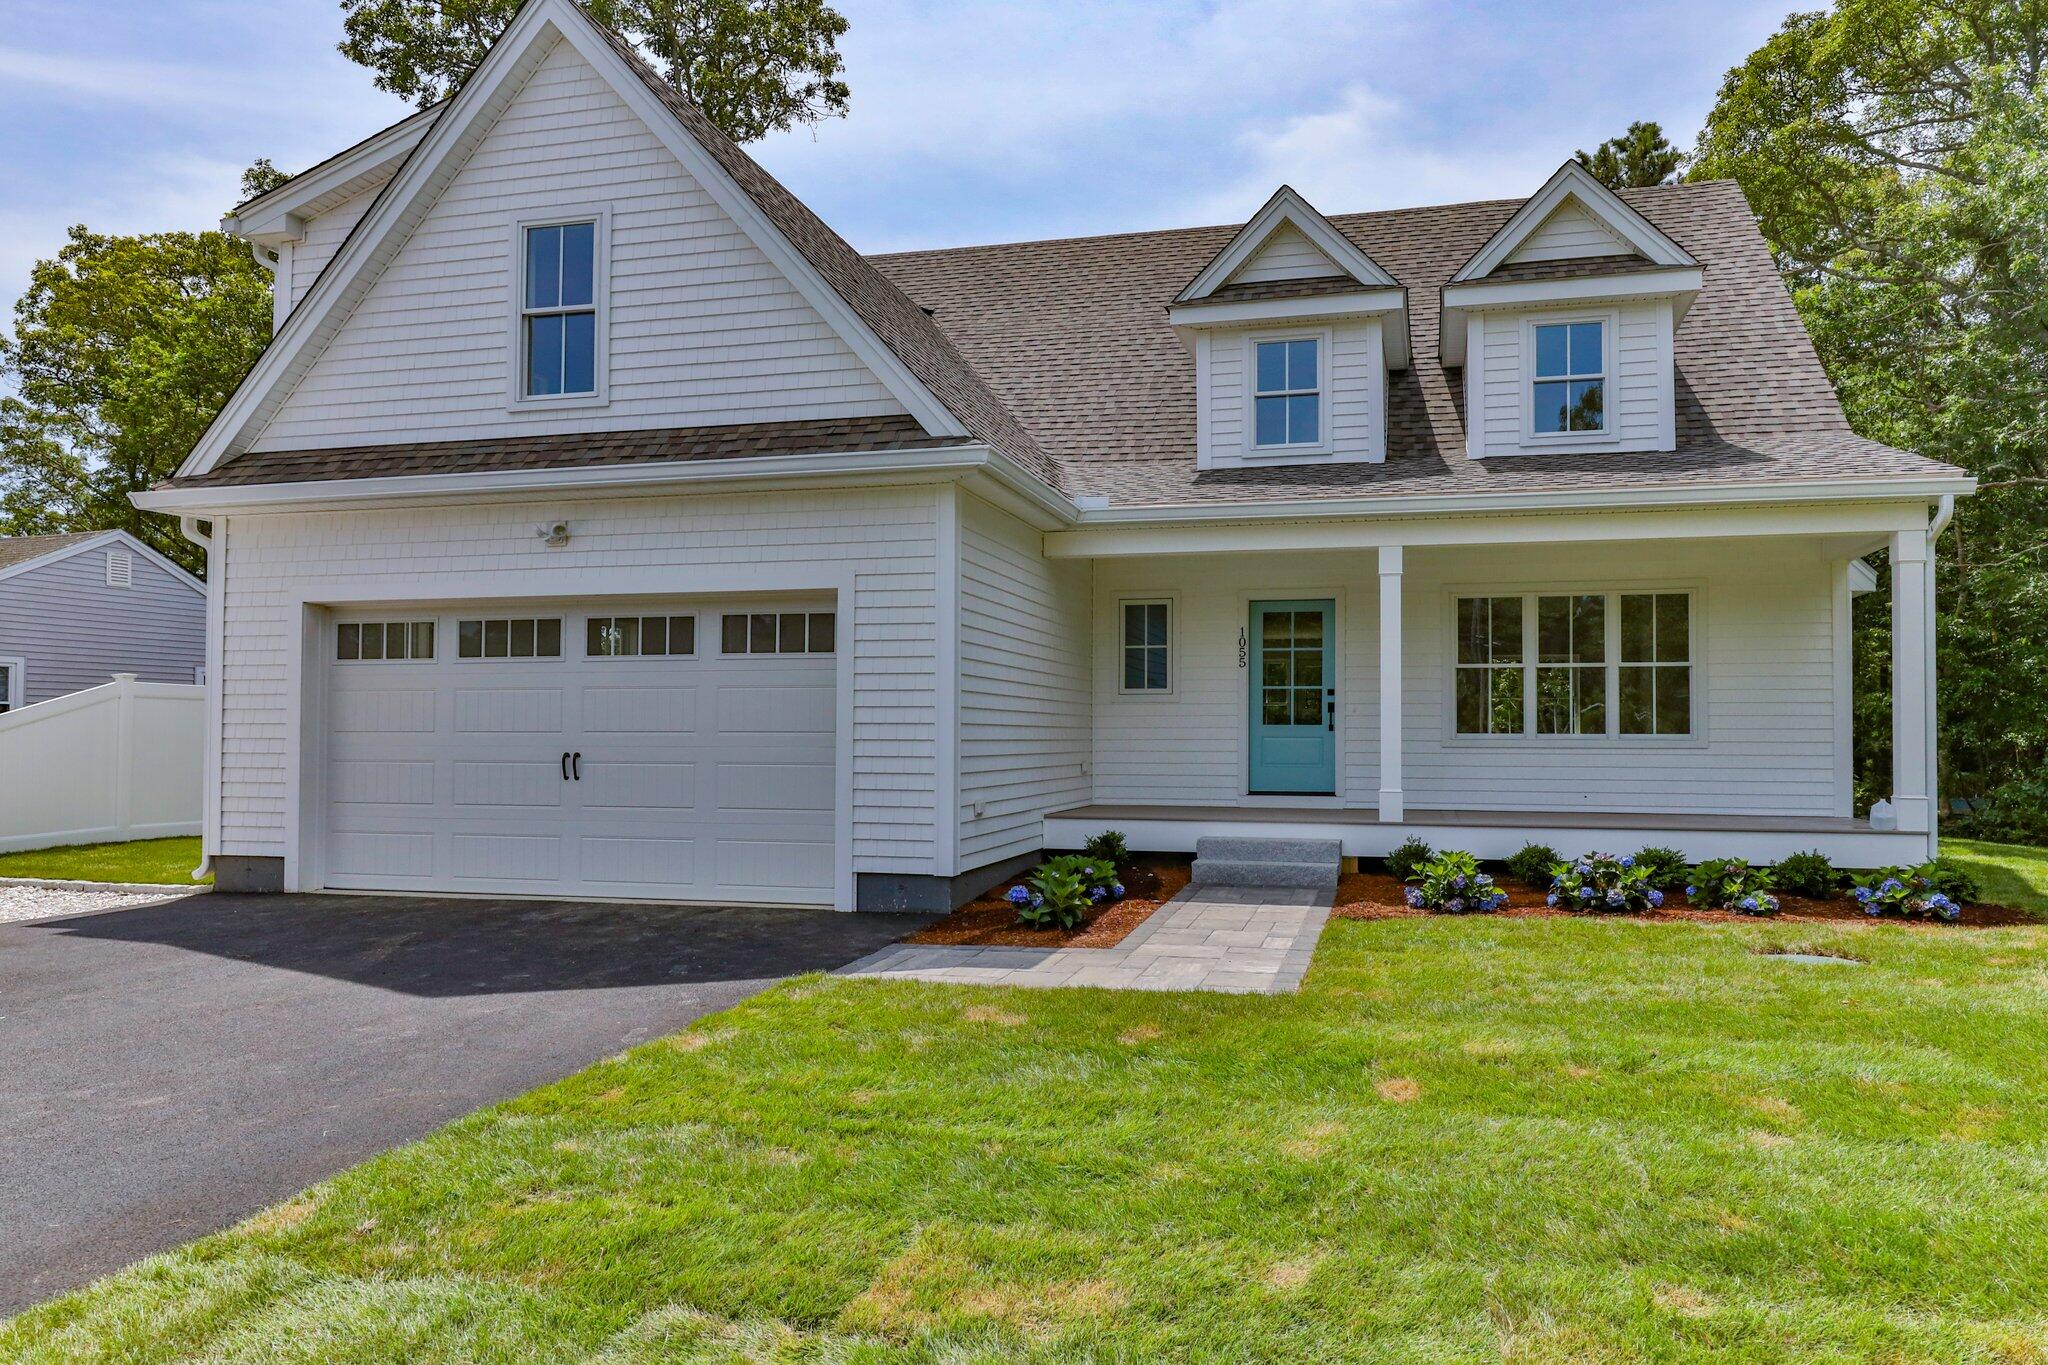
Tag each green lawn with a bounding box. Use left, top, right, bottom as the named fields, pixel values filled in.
left=10, top=913, right=2048, bottom=1362
left=0, top=836, right=208, bottom=886
left=1946, top=837, right=2048, bottom=917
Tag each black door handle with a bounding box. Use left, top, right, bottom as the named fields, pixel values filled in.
left=561, top=751, right=570, bottom=781
left=572, top=751, right=582, bottom=781
left=1326, top=688, right=1336, bottom=732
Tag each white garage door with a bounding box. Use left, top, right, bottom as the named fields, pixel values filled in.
left=321, top=602, right=837, bottom=904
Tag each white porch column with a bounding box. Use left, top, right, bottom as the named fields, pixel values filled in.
left=1378, top=545, right=1404, bottom=821
left=1889, top=529, right=1932, bottom=833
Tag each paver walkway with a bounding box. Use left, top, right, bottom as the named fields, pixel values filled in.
left=839, top=884, right=1331, bottom=994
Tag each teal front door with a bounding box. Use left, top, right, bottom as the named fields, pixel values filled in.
left=1249, top=600, right=1336, bottom=794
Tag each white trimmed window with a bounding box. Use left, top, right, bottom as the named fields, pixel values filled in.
left=720, top=611, right=835, bottom=655
left=521, top=221, right=597, bottom=398
left=337, top=621, right=436, bottom=662
left=1530, top=319, right=1605, bottom=435
left=0, top=657, right=23, bottom=712
left=1455, top=591, right=1691, bottom=737
left=1253, top=337, right=1321, bottom=448
left=457, top=617, right=562, bottom=659
left=587, top=615, right=696, bottom=657
left=1121, top=600, right=1170, bottom=692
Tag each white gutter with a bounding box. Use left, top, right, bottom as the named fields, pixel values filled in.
left=177, top=516, right=219, bottom=885
left=1070, top=473, right=1978, bottom=527
left=134, top=441, right=1081, bottom=528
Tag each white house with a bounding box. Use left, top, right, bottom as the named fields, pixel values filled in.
left=136, top=0, right=1972, bottom=909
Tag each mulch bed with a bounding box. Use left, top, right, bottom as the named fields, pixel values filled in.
left=1331, top=870, right=2035, bottom=927
left=905, top=855, right=1191, bottom=949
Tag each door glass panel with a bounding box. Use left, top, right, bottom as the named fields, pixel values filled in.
left=1263, top=689, right=1290, bottom=725
left=1295, top=650, right=1323, bottom=687
left=1262, top=654, right=1288, bottom=686
left=1262, top=611, right=1290, bottom=645
left=1292, top=610, right=1323, bottom=646
left=1292, top=688, right=1323, bottom=725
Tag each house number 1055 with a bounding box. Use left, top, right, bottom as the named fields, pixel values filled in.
left=1237, top=627, right=1247, bottom=669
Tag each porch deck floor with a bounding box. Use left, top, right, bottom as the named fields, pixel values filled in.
left=1050, top=803, right=1874, bottom=835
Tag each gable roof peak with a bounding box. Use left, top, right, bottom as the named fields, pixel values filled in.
left=1452, top=160, right=1697, bottom=284
left=1175, top=184, right=1400, bottom=303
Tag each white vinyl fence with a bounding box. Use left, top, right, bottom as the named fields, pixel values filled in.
left=0, top=675, right=203, bottom=854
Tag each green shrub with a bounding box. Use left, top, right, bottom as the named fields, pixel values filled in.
left=1688, top=858, right=1780, bottom=915
left=1949, top=777, right=2048, bottom=845
left=1082, top=829, right=1129, bottom=866
left=1007, top=855, right=1123, bottom=930
left=1548, top=852, right=1663, bottom=913
left=1505, top=843, right=1560, bottom=889
left=1404, top=850, right=1508, bottom=913
left=1772, top=850, right=1840, bottom=898
left=1852, top=864, right=1963, bottom=922
left=1923, top=857, right=1981, bottom=902
left=1385, top=838, right=1434, bottom=881
left=1632, top=846, right=1690, bottom=892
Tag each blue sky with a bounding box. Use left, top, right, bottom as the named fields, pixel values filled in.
left=0, top=0, right=1795, bottom=319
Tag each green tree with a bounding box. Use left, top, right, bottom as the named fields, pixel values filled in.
left=1575, top=120, right=1684, bottom=188
left=239, top=158, right=292, bottom=202
left=337, top=0, right=850, bottom=142
left=0, top=211, right=275, bottom=570
left=1693, top=0, right=2048, bottom=830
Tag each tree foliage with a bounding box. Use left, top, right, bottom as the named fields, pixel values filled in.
left=0, top=214, right=274, bottom=571
left=1694, top=0, right=2048, bottom=825
left=1575, top=120, right=1684, bottom=188
left=337, top=0, right=850, bottom=142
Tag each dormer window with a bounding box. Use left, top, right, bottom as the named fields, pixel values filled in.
left=1531, top=320, right=1605, bottom=435
left=522, top=220, right=597, bottom=398
left=1253, top=337, right=1321, bottom=448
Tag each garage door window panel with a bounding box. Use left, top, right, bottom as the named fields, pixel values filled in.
left=721, top=611, right=835, bottom=655
left=458, top=617, right=563, bottom=660
left=337, top=621, right=436, bottom=662
left=588, top=615, right=696, bottom=658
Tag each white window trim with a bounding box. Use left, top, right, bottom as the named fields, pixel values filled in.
left=716, top=608, right=838, bottom=658
left=333, top=619, right=438, bottom=664
left=1244, top=328, right=1334, bottom=457
left=0, top=654, right=25, bottom=710
left=1520, top=310, right=1617, bottom=445
left=1443, top=583, right=1705, bottom=748
left=1116, top=595, right=1176, bottom=696
left=452, top=615, right=567, bottom=663
left=584, top=612, right=701, bottom=660
left=507, top=206, right=611, bottom=412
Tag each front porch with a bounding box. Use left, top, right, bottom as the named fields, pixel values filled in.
left=1045, top=802, right=1927, bottom=866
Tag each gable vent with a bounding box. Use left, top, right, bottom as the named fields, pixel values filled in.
left=105, top=549, right=133, bottom=588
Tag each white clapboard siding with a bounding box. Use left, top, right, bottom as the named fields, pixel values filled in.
left=1503, top=200, right=1631, bottom=263
left=250, top=37, right=904, bottom=453
left=216, top=486, right=943, bottom=872
left=289, top=194, right=377, bottom=314
left=1477, top=300, right=1670, bottom=455
left=1093, top=539, right=1846, bottom=819
left=1201, top=320, right=1384, bottom=469
left=1227, top=224, right=1342, bottom=284
left=955, top=494, right=1091, bottom=869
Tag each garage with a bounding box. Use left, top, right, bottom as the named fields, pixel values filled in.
left=319, top=600, right=838, bottom=904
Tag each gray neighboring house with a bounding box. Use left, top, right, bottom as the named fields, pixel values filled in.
left=0, top=530, right=206, bottom=712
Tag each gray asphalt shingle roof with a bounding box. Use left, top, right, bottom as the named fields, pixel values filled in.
left=0, top=532, right=107, bottom=573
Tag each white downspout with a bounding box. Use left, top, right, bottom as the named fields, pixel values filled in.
left=1925, top=495, right=1955, bottom=860
left=179, top=515, right=221, bottom=883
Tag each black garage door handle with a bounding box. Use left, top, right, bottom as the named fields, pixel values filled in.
left=561, top=751, right=570, bottom=781
left=572, top=752, right=582, bottom=781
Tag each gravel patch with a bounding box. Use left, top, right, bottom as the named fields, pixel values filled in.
left=0, top=884, right=195, bottom=925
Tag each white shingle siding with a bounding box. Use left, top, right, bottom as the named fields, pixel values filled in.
left=1503, top=200, right=1631, bottom=263
left=1228, top=225, right=1341, bottom=284
left=1092, top=539, right=1846, bottom=819
left=215, top=487, right=942, bottom=870
left=288, top=195, right=376, bottom=316
left=1198, top=319, right=1385, bottom=470
left=955, top=494, right=1090, bottom=869
left=250, top=37, right=904, bottom=454
left=1473, top=299, right=1673, bottom=456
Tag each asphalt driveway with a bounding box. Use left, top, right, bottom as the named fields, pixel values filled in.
left=0, top=891, right=927, bottom=1315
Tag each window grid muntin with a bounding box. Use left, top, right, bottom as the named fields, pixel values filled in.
left=456, top=617, right=562, bottom=660
left=1258, top=608, right=1326, bottom=727
left=1618, top=592, right=1692, bottom=735
left=1453, top=590, right=1692, bottom=738
left=1253, top=336, right=1322, bottom=448
left=522, top=221, right=597, bottom=398
left=337, top=620, right=436, bottom=662
left=587, top=615, right=697, bottom=658
left=1531, top=319, right=1606, bottom=435
left=719, top=611, right=835, bottom=655
left=1121, top=601, right=1170, bottom=692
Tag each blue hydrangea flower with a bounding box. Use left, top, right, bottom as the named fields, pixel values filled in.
left=1880, top=878, right=1903, bottom=895
left=1546, top=892, right=1559, bottom=907
left=1685, top=886, right=1697, bottom=898
left=1446, top=898, right=1465, bottom=914
left=1404, top=887, right=1424, bottom=908
left=1621, top=855, right=1635, bottom=868
left=1028, top=893, right=1044, bottom=909
left=1006, top=886, right=1030, bottom=905
left=1452, top=874, right=1468, bottom=891
left=1647, top=888, right=1664, bottom=908
left=1089, top=885, right=1108, bottom=903
left=1739, top=896, right=1758, bottom=912
left=1111, top=883, right=1126, bottom=899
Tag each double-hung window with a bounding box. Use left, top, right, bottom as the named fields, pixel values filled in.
left=1121, top=601, right=1170, bottom=692
left=1531, top=319, right=1604, bottom=434
left=1454, top=591, right=1692, bottom=738
left=522, top=221, right=597, bottom=398
left=1253, top=338, right=1320, bottom=448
